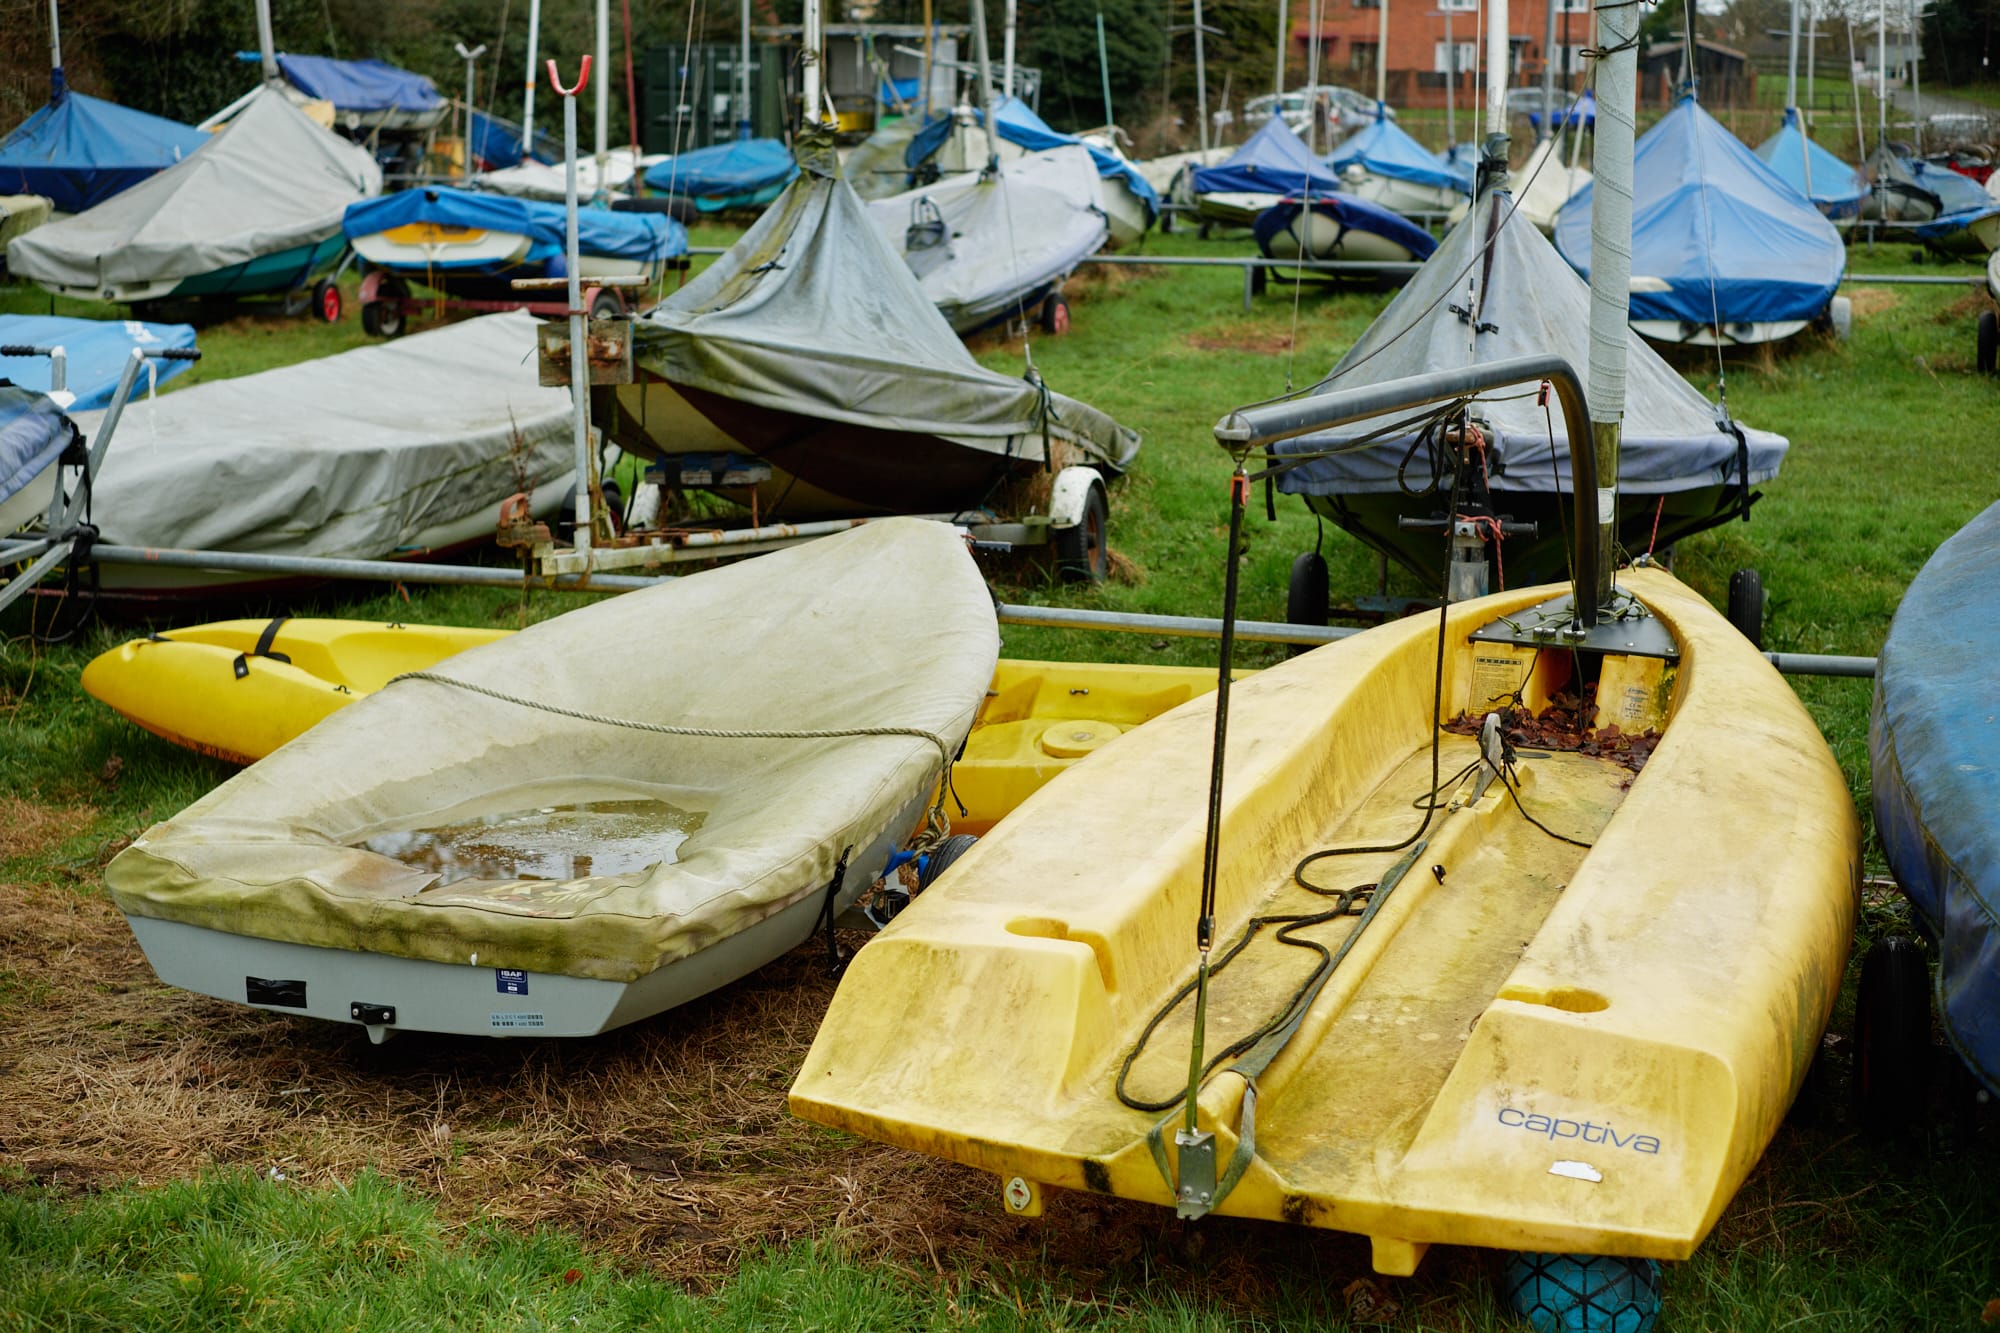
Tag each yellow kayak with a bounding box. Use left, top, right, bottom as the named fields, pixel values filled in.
left=82, top=619, right=1236, bottom=832
left=791, top=568, right=1858, bottom=1273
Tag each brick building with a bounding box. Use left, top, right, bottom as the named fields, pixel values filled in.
left=1290, top=0, right=1597, bottom=110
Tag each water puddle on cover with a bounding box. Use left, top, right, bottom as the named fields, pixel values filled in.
left=361, top=799, right=704, bottom=885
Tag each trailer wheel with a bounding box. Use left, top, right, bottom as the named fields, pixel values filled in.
left=1039, top=294, right=1071, bottom=336
left=1054, top=480, right=1109, bottom=583
left=311, top=278, right=342, bottom=324
left=1726, top=568, right=1764, bottom=649
left=1286, top=551, right=1330, bottom=659
left=589, top=287, right=626, bottom=320
left=919, top=834, right=978, bottom=890
left=1853, top=933, right=1932, bottom=1136
left=1977, top=310, right=1997, bottom=374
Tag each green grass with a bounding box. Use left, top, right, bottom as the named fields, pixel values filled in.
left=3, top=223, right=2000, bottom=1330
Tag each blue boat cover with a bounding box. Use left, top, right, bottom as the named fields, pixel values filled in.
left=0, top=315, right=197, bottom=410
left=0, top=384, right=75, bottom=513
left=468, top=110, right=557, bottom=170
left=1529, top=89, right=1596, bottom=131
left=1192, top=116, right=1342, bottom=198
left=1554, top=97, right=1843, bottom=326
left=907, top=98, right=1160, bottom=219
left=0, top=73, right=210, bottom=214
left=1871, top=498, right=2000, bottom=1096
left=1755, top=108, right=1865, bottom=215
left=276, top=56, right=443, bottom=114
left=343, top=187, right=686, bottom=264
left=643, top=138, right=798, bottom=203
left=879, top=76, right=922, bottom=107
left=1903, top=159, right=2000, bottom=243
left=1252, top=192, right=1437, bottom=260
left=1327, top=113, right=1471, bottom=193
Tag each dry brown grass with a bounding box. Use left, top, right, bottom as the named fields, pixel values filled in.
left=1847, top=285, right=1903, bottom=321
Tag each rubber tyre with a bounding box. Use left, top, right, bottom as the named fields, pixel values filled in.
left=588, top=288, right=626, bottom=320
left=1726, top=568, right=1764, bottom=649
left=1160, top=207, right=1176, bottom=234
left=1039, top=294, right=1070, bottom=336
left=1853, top=933, right=1932, bottom=1137
left=1503, top=1252, right=1661, bottom=1333
left=1285, top=551, right=1330, bottom=658
left=310, top=278, right=340, bottom=323
left=1977, top=309, right=1998, bottom=375
left=1054, top=480, right=1109, bottom=583
left=1250, top=265, right=1269, bottom=296
left=918, top=834, right=978, bottom=891
left=360, top=301, right=383, bottom=337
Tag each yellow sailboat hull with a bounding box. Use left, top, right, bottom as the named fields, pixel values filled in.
left=82, top=621, right=1233, bottom=834
left=790, top=569, right=1858, bottom=1269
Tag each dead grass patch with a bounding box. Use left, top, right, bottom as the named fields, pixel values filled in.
left=1846, top=285, right=1902, bottom=321
left=0, top=796, right=96, bottom=860
left=1184, top=327, right=1299, bottom=356
left=1933, top=289, right=1993, bottom=324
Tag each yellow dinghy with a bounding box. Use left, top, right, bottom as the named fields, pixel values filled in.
left=83, top=620, right=1236, bottom=831
left=792, top=361, right=1859, bottom=1288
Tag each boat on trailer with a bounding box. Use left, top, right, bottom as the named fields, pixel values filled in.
left=1253, top=191, right=1437, bottom=270
left=105, top=519, right=999, bottom=1041
left=0, top=385, right=78, bottom=538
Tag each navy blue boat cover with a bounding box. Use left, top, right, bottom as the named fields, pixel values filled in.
left=469, top=110, right=556, bottom=170
left=343, top=187, right=687, bottom=263
left=1555, top=96, right=1844, bottom=326
left=643, top=138, right=798, bottom=200
left=1272, top=188, right=1786, bottom=496
left=1193, top=117, right=1342, bottom=198
left=276, top=56, right=443, bottom=114
left=1327, top=113, right=1472, bottom=193
left=908, top=97, right=1160, bottom=219
left=0, top=314, right=197, bottom=410
left=1872, top=498, right=2000, bottom=1096
left=1252, top=192, right=1438, bottom=259
left=1755, top=108, right=1865, bottom=215
left=0, top=384, right=75, bottom=512
left=0, top=72, right=208, bottom=214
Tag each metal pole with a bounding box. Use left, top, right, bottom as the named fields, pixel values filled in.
left=522, top=0, right=542, bottom=150
left=1786, top=0, right=1800, bottom=109
left=1374, top=0, right=1387, bottom=105
left=969, top=0, right=1003, bottom=167
left=551, top=57, right=594, bottom=564
left=595, top=0, right=610, bottom=165
left=456, top=42, right=487, bottom=181
left=1194, top=0, right=1211, bottom=152
left=1905, top=0, right=1921, bottom=154
left=1585, top=0, right=1638, bottom=612
left=1848, top=16, right=1867, bottom=160
left=254, top=0, right=279, bottom=84
left=48, top=0, right=61, bottom=77
left=804, top=0, right=829, bottom=126
left=739, top=0, right=753, bottom=137
left=1275, top=0, right=1288, bottom=100
left=1539, top=0, right=1556, bottom=143
left=1806, top=3, right=1817, bottom=117
left=1877, top=0, right=1886, bottom=145
left=1445, top=0, right=1455, bottom=147
left=83, top=545, right=666, bottom=592
left=1098, top=12, right=1116, bottom=125
left=1003, top=0, right=1018, bottom=97
left=1486, top=0, right=1509, bottom=143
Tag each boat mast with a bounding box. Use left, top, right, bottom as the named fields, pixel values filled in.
left=1003, top=0, right=1018, bottom=97
left=1275, top=0, right=1287, bottom=100
left=595, top=0, right=610, bottom=163
left=803, top=0, right=831, bottom=126
left=1904, top=0, right=1920, bottom=155
left=1847, top=16, right=1866, bottom=161
left=1876, top=0, right=1885, bottom=147
left=1098, top=12, right=1116, bottom=124
left=1583, top=0, right=1638, bottom=607
left=1195, top=0, right=1211, bottom=153
left=969, top=0, right=1003, bottom=168
left=456, top=41, right=488, bottom=181
left=1374, top=0, right=1387, bottom=106
left=1539, top=0, right=1556, bottom=143
left=739, top=0, right=753, bottom=137
left=1444, top=0, right=1455, bottom=143
left=522, top=0, right=542, bottom=150
left=1485, top=0, right=1508, bottom=143
left=253, top=0, right=279, bottom=85
left=1787, top=0, right=1811, bottom=195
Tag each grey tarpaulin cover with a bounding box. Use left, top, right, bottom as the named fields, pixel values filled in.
left=81, top=311, right=572, bottom=559
left=866, top=144, right=1108, bottom=332
left=7, top=87, right=380, bottom=292
left=629, top=131, right=1138, bottom=476
left=108, top=519, right=999, bottom=984
left=1274, top=188, right=1787, bottom=495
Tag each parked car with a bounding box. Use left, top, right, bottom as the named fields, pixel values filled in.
left=1504, top=85, right=1594, bottom=129
left=1244, top=85, right=1394, bottom=136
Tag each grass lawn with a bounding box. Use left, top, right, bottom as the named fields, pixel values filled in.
left=2, top=213, right=1998, bottom=1330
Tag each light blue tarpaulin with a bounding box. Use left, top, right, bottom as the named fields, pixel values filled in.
left=1191, top=116, right=1342, bottom=198
left=0, top=314, right=197, bottom=410
left=643, top=139, right=798, bottom=209
left=1327, top=112, right=1471, bottom=193
left=1755, top=108, right=1865, bottom=218
left=907, top=98, right=1159, bottom=220
left=1554, top=96, right=1843, bottom=326
left=0, top=384, right=75, bottom=514
left=343, top=187, right=686, bottom=264
left=0, top=72, right=209, bottom=214
left=275, top=55, right=443, bottom=114
left=1904, top=158, right=2000, bottom=246
left=1872, top=498, right=2000, bottom=1097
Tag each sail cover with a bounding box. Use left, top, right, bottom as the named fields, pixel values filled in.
left=0, top=314, right=197, bottom=410
left=1193, top=116, right=1342, bottom=198
left=907, top=98, right=1160, bottom=221
left=0, top=74, right=209, bottom=214
left=8, top=88, right=380, bottom=293
left=1755, top=108, right=1865, bottom=216
left=1272, top=189, right=1787, bottom=496
left=1555, top=97, right=1843, bottom=326
left=1328, top=114, right=1471, bottom=194
left=867, top=145, right=1108, bottom=331
left=78, top=312, right=571, bottom=559
left=630, top=133, right=1137, bottom=473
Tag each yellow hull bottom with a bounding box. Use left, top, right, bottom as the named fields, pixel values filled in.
left=82, top=621, right=1234, bottom=834
left=790, top=570, right=1859, bottom=1269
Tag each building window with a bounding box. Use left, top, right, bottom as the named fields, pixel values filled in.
left=1351, top=39, right=1378, bottom=69
left=1441, top=0, right=1477, bottom=11
left=1433, top=40, right=1477, bottom=72
left=1353, top=0, right=1380, bottom=10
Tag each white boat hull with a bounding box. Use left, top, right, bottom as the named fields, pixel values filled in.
left=1631, top=318, right=1812, bottom=347
left=0, top=456, right=57, bottom=535
left=1343, top=171, right=1464, bottom=219
left=1261, top=208, right=1423, bottom=263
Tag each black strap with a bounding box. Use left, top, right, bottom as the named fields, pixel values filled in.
left=814, top=846, right=853, bottom=976
left=233, top=616, right=293, bottom=680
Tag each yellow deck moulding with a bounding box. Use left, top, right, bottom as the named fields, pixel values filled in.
left=81, top=619, right=1243, bottom=833
left=790, top=569, right=1859, bottom=1273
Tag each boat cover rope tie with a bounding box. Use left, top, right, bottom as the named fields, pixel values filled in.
left=233, top=616, right=293, bottom=680
left=384, top=670, right=961, bottom=847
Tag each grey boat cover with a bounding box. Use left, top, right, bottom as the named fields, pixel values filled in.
left=1274, top=189, right=1787, bottom=496
left=631, top=132, right=1138, bottom=474
left=7, top=88, right=380, bottom=292
left=81, top=311, right=572, bottom=558
left=866, top=144, right=1109, bottom=332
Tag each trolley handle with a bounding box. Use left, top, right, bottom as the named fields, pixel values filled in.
left=151, top=348, right=203, bottom=362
